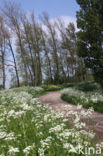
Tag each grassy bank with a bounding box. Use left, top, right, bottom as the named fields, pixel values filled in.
left=61, top=82, right=103, bottom=113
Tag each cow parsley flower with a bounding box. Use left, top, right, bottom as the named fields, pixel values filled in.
left=8, top=147, right=19, bottom=154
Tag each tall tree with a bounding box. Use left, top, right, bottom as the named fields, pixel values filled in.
left=8, top=38, right=20, bottom=87
left=40, top=29, right=53, bottom=84
left=0, top=16, right=7, bottom=89
left=0, top=1, right=82, bottom=87
left=76, top=0, right=103, bottom=86
left=41, top=13, right=60, bottom=84
left=2, top=1, right=29, bottom=85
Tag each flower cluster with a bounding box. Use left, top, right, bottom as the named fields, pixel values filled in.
left=61, top=88, right=103, bottom=103
left=61, top=88, right=103, bottom=113
left=0, top=87, right=102, bottom=155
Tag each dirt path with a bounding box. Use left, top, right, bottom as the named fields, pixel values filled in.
left=39, top=91, right=103, bottom=142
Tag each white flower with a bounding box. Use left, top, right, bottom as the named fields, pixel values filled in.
left=88, top=132, right=95, bottom=139
left=44, top=114, right=49, bottom=122
left=77, top=105, right=82, bottom=109
left=63, top=119, right=68, bottom=122
left=69, top=144, right=77, bottom=153
left=38, top=132, right=43, bottom=136
left=4, top=132, right=16, bottom=141
left=0, top=86, right=97, bottom=155
left=74, top=115, right=80, bottom=123
left=64, top=105, right=72, bottom=110
left=63, top=143, right=70, bottom=149
left=38, top=148, right=45, bottom=156
left=75, top=122, right=86, bottom=129
left=0, top=132, right=7, bottom=139
left=0, top=118, right=5, bottom=122
left=49, top=124, right=64, bottom=133
left=23, top=146, right=32, bottom=154
left=8, top=147, right=19, bottom=154
left=8, top=110, right=15, bottom=117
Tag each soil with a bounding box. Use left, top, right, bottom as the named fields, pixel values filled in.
left=39, top=91, right=103, bottom=142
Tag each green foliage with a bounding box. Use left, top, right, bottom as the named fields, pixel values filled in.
left=61, top=85, right=103, bottom=113
left=0, top=85, right=3, bottom=90
left=75, top=81, right=98, bottom=92
left=42, top=85, right=61, bottom=91
left=61, top=81, right=99, bottom=92
left=11, top=86, right=45, bottom=97
left=86, top=74, right=94, bottom=82
left=62, top=93, right=103, bottom=113
left=76, top=0, right=103, bottom=87
left=61, top=94, right=78, bottom=105
left=0, top=87, right=98, bottom=155
left=41, top=82, right=99, bottom=92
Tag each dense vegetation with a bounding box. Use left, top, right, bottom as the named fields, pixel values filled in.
left=0, top=1, right=87, bottom=89
left=0, top=86, right=102, bottom=156
left=1, top=0, right=103, bottom=89
left=61, top=82, right=103, bottom=113
left=76, top=0, right=103, bottom=87
left=0, top=0, right=103, bottom=155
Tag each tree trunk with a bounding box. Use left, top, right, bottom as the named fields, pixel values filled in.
left=17, top=32, right=28, bottom=85
left=2, top=52, right=5, bottom=89
left=8, top=39, right=20, bottom=87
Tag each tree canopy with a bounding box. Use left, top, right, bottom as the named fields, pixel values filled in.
left=76, top=0, right=103, bottom=87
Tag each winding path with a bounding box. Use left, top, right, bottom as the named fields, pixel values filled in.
left=39, top=91, right=103, bottom=142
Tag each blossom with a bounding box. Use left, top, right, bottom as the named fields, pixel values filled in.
left=0, top=86, right=97, bottom=155
left=38, top=148, right=45, bottom=156
left=8, top=147, right=19, bottom=154
left=0, top=132, right=7, bottom=139
left=63, top=143, right=70, bottom=149
left=23, top=145, right=33, bottom=154
left=77, top=105, right=82, bottom=110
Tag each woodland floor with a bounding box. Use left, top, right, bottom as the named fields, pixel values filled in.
left=39, top=91, right=103, bottom=142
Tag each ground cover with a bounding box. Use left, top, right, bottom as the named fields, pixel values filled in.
left=0, top=86, right=102, bottom=155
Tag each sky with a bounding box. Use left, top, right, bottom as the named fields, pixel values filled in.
left=0, top=0, right=80, bottom=88
left=1, top=0, right=79, bottom=18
